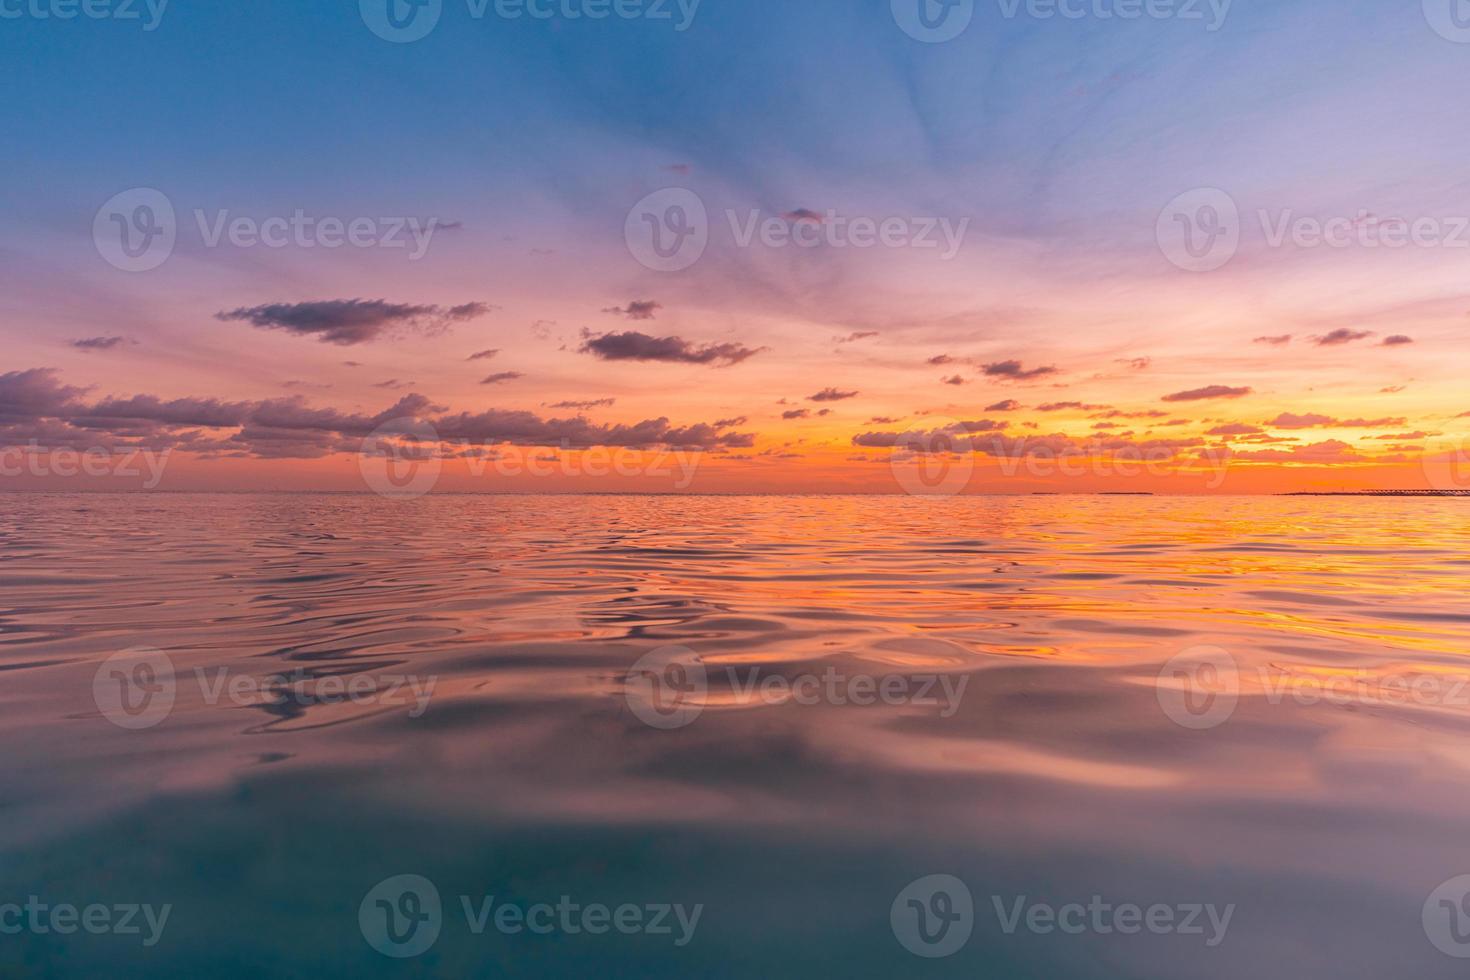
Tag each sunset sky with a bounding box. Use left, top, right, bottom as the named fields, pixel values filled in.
left=3, top=0, right=1467, bottom=492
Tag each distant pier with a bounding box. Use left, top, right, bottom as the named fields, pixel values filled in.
left=1283, top=490, right=1470, bottom=497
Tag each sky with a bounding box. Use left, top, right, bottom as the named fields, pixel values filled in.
left=2, top=0, right=1468, bottom=493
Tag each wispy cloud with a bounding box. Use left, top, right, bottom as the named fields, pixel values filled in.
left=71, top=336, right=135, bottom=352
left=808, top=388, right=859, bottom=402
left=1162, top=386, right=1253, bottom=403
left=602, top=300, right=662, bottom=321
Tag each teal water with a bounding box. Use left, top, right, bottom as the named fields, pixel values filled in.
left=2, top=493, right=1469, bottom=978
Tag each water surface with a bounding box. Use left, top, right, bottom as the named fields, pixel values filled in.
left=2, top=494, right=1468, bottom=977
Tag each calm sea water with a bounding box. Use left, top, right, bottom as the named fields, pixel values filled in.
left=2, top=493, right=1469, bottom=978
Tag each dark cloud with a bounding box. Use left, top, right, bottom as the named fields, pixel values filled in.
left=713, top=416, right=748, bottom=428
left=981, top=360, right=1059, bottom=381
left=985, top=400, right=1022, bottom=412
left=578, top=330, right=764, bottom=366
left=1381, top=335, right=1414, bottom=346
left=0, top=368, right=751, bottom=459
left=1254, top=335, right=1293, bottom=346
left=782, top=209, right=823, bottom=223
left=468, top=349, right=500, bottom=361
left=808, top=388, right=859, bottom=402
left=1037, top=402, right=1108, bottom=412
left=1224, top=440, right=1365, bottom=464
left=941, top=375, right=966, bottom=386
left=1311, top=328, right=1374, bottom=347
left=1162, top=386, right=1253, bottom=403
left=480, top=372, right=524, bottom=385
left=837, top=331, right=879, bottom=344
left=72, top=336, right=134, bottom=352
left=602, top=300, right=662, bottom=321
left=1268, top=413, right=1407, bottom=430
left=435, top=410, right=753, bottom=450
left=1208, top=423, right=1266, bottom=436
left=854, top=424, right=1200, bottom=462
left=0, top=369, right=89, bottom=421
left=216, top=299, right=491, bottom=346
